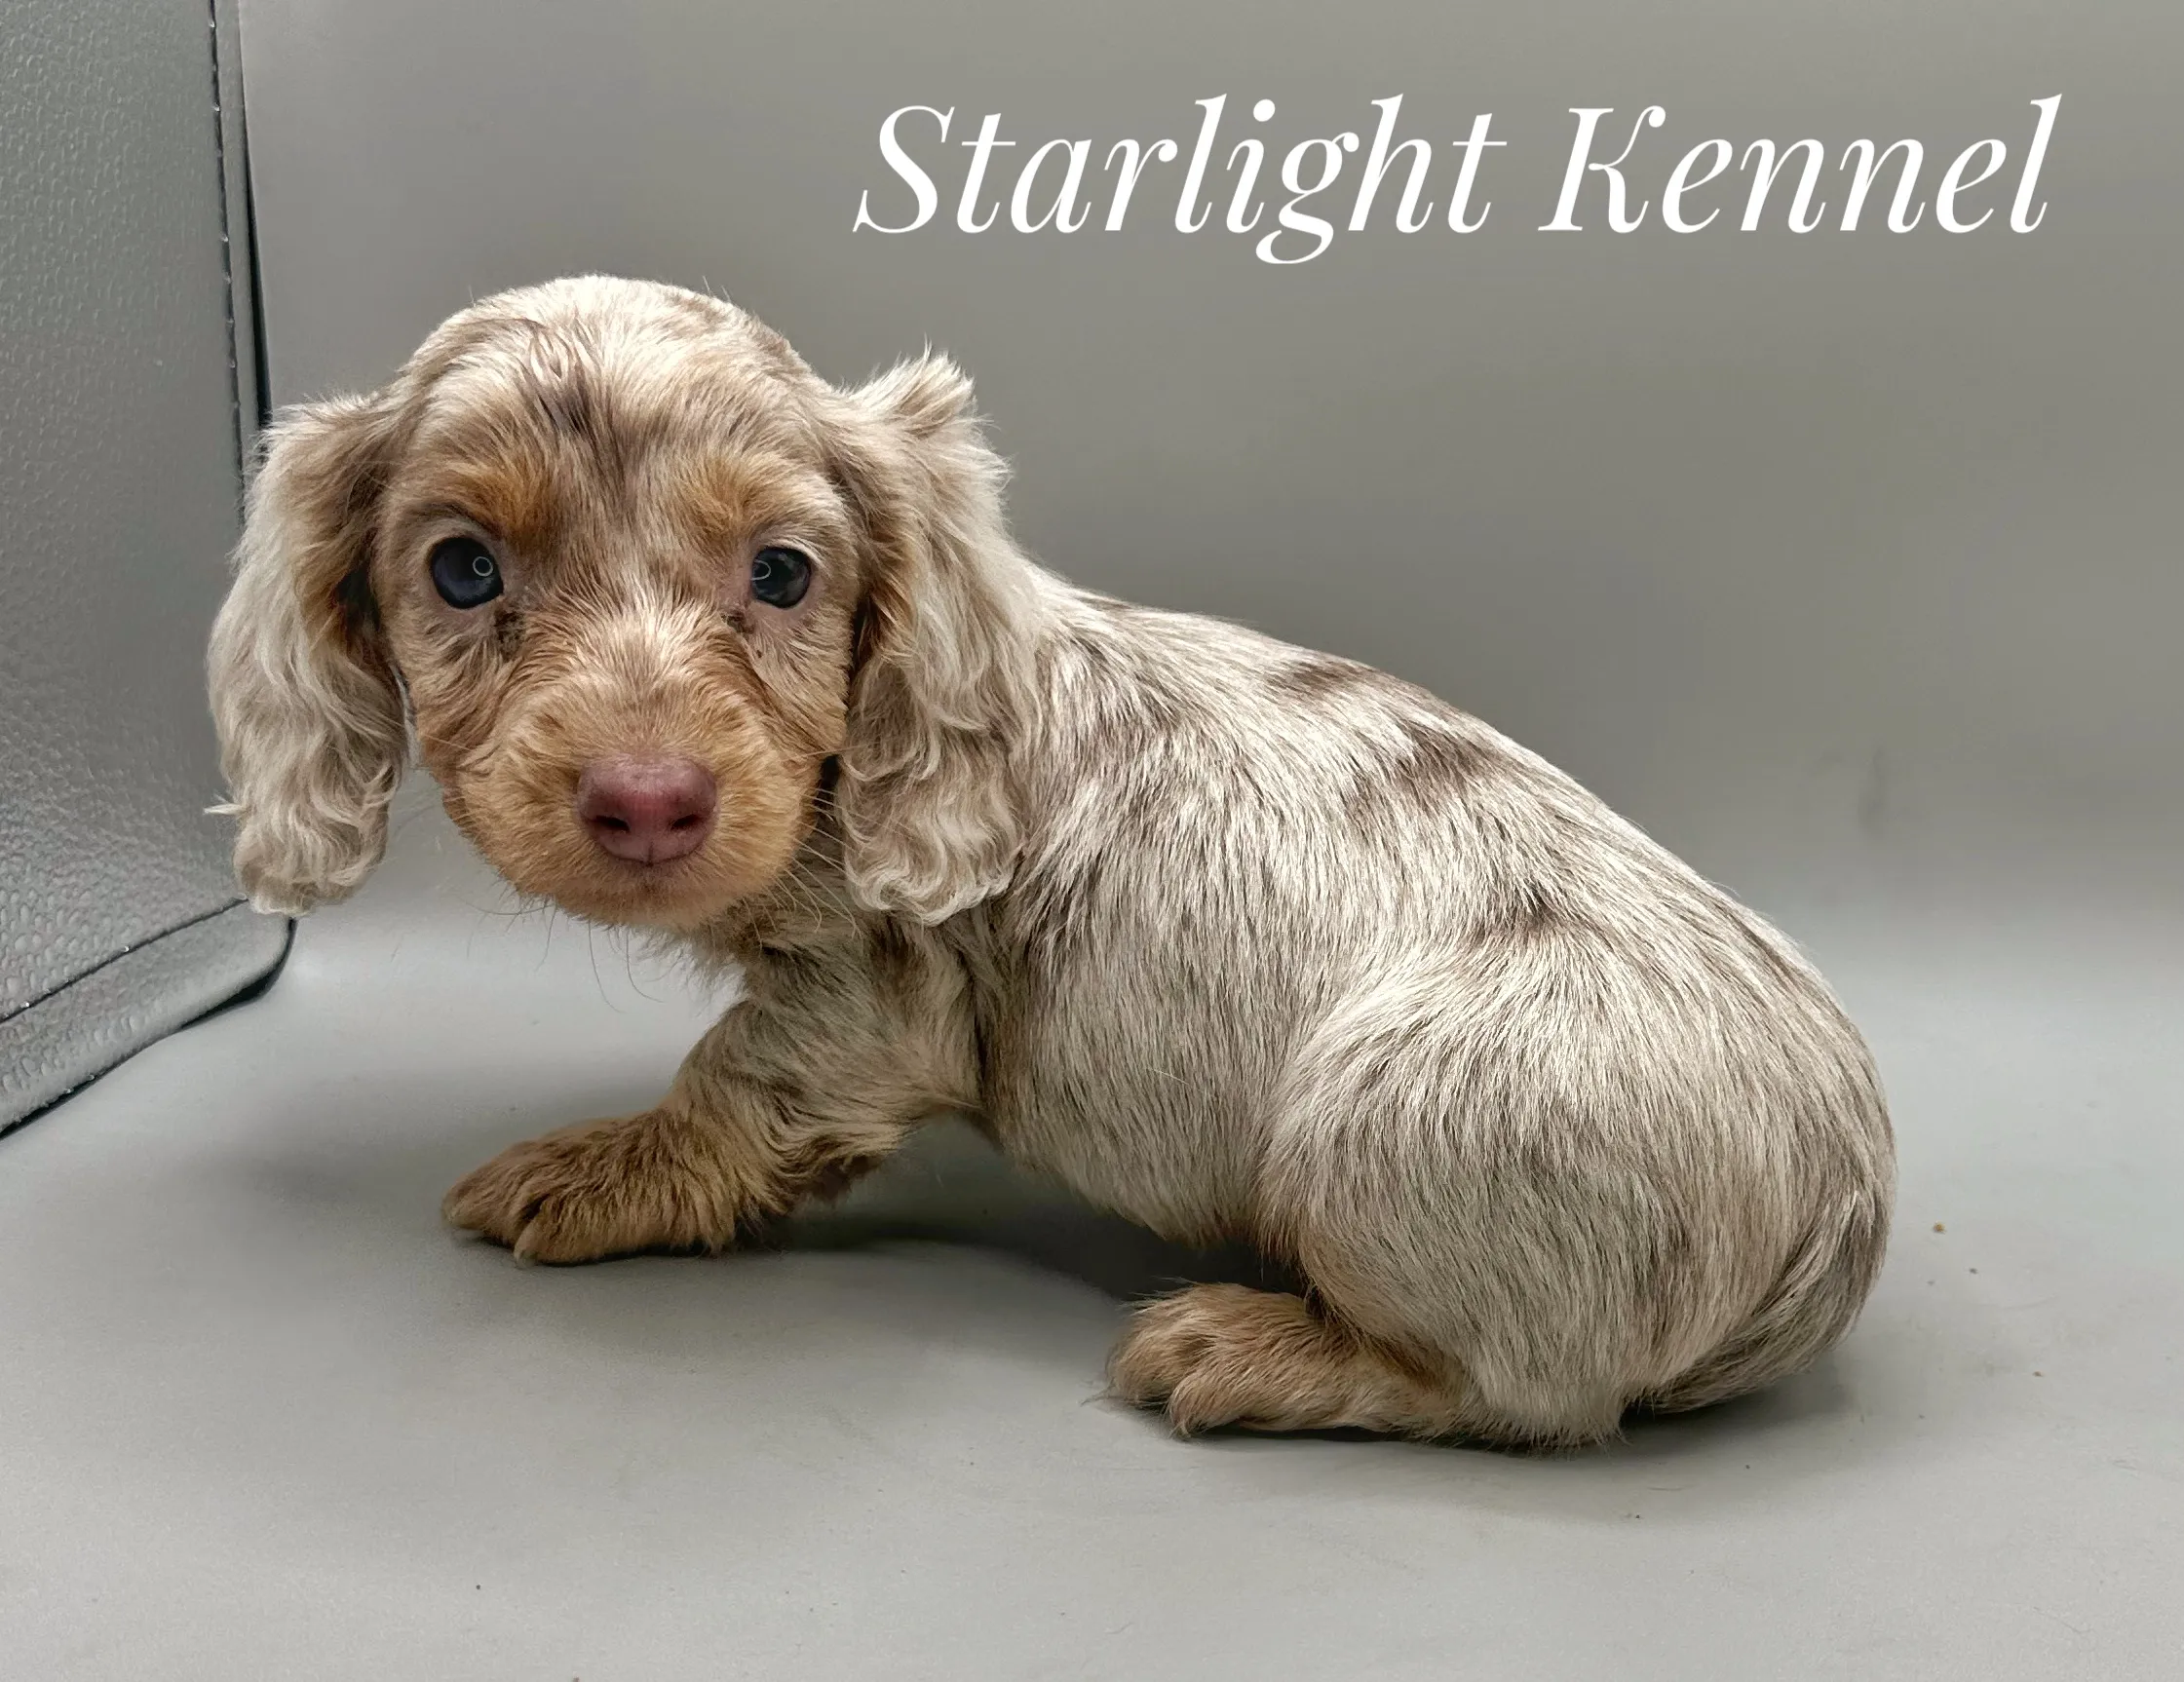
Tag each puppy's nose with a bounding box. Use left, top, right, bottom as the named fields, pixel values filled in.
left=575, top=756, right=717, bottom=863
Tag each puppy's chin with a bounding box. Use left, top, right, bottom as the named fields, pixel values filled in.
left=543, top=863, right=762, bottom=932
left=491, top=838, right=796, bottom=932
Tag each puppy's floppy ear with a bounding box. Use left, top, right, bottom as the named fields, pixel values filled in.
left=207, top=396, right=408, bottom=914
left=827, top=354, right=1039, bottom=925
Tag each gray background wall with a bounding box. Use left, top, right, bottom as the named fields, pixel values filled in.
left=239, top=0, right=2182, bottom=929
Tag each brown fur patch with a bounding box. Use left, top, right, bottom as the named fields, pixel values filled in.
left=1390, top=715, right=1499, bottom=791
left=395, top=449, right=568, bottom=563
left=1268, top=651, right=1384, bottom=701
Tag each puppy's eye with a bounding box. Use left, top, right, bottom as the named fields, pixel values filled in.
left=429, top=537, right=503, bottom=609
left=750, top=546, right=811, bottom=609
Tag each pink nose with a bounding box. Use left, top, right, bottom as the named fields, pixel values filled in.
left=574, top=756, right=717, bottom=864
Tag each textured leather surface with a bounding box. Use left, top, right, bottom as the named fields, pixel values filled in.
left=0, top=0, right=287, bottom=1124
left=0, top=904, right=287, bottom=1127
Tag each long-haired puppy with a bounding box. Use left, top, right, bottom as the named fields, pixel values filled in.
left=207, top=276, right=1893, bottom=1447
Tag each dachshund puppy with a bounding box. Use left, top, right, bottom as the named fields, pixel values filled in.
left=208, top=276, right=1893, bottom=1446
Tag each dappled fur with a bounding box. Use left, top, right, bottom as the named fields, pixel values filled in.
left=208, top=276, right=1894, bottom=1448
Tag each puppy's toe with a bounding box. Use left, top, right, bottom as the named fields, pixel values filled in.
left=441, top=1117, right=724, bottom=1264
left=1107, top=1283, right=1299, bottom=1433
left=1108, top=1283, right=1467, bottom=1438
left=441, top=1150, right=532, bottom=1244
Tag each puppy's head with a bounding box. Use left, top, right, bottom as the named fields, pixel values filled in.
left=209, top=276, right=1031, bottom=931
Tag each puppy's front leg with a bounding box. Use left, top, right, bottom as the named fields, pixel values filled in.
left=443, top=956, right=964, bottom=1263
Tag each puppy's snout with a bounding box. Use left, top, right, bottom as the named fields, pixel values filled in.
left=575, top=756, right=717, bottom=864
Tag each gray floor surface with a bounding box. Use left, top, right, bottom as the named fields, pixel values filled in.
left=3, top=800, right=2179, bottom=1681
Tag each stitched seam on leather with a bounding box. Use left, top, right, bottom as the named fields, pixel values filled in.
left=0, top=898, right=249, bottom=1027
left=239, top=96, right=272, bottom=434
left=206, top=0, right=247, bottom=501
left=0, top=915, right=291, bottom=1139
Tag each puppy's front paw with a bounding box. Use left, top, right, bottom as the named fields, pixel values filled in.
left=441, top=1113, right=733, bottom=1264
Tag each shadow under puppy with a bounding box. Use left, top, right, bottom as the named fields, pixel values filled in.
left=208, top=276, right=1895, bottom=1448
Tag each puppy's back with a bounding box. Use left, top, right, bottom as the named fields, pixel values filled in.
left=993, top=581, right=1894, bottom=1438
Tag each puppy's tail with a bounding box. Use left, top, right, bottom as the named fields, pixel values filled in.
left=1642, top=1186, right=1893, bottom=1415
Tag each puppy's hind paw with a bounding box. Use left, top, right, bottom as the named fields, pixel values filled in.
left=1107, top=1283, right=1465, bottom=1439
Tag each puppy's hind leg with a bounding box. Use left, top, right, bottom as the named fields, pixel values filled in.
left=1107, top=1283, right=1469, bottom=1438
